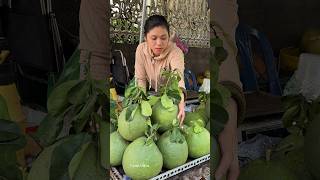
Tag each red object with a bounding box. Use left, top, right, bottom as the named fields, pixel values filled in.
left=175, top=36, right=189, bottom=55
left=26, top=126, right=39, bottom=134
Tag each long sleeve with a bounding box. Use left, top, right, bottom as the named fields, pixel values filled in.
left=134, top=44, right=147, bottom=90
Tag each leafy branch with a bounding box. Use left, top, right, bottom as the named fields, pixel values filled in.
left=282, top=95, right=320, bottom=134
left=158, top=68, right=182, bottom=105
left=122, top=79, right=152, bottom=122
left=208, top=24, right=231, bottom=135
left=29, top=62, right=109, bottom=179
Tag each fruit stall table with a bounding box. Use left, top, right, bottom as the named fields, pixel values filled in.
left=110, top=155, right=210, bottom=180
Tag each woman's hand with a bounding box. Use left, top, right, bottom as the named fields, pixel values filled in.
left=177, top=99, right=186, bottom=127
left=215, top=99, right=240, bottom=180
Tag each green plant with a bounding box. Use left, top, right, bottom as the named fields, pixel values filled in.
left=0, top=95, right=26, bottom=180
left=150, top=69, right=182, bottom=132
left=282, top=95, right=320, bottom=133
left=0, top=119, right=26, bottom=180
left=208, top=29, right=231, bottom=136
left=208, top=24, right=233, bottom=179
left=118, top=79, right=152, bottom=141
left=29, top=62, right=109, bottom=179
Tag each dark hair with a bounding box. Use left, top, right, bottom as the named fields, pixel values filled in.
left=144, top=15, right=170, bottom=35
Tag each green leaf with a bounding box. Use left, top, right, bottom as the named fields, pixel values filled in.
left=210, top=58, right=219, bottom=85
left=0, top=163, right=23, bottom=180
left=0, top=119, right=22, bottom=137
left=145, top=118, right=152, bottom=128
left=216, top=84, right=231, bottom=107
left=130, top=106, right=138, bottom=121
left=122, top=98, right=132, bottom=108
left=50, top=133, right=92, bottom=180
left=159, top=69, right=182, bottom=99
left=172, top=118, right=179, bottom=127
left=168, top=79, right=179, bottom=92
left=167, top=89, right=181, bottom=102
left=0, top=131, right=19, bottom=143
left=296, top=104, right=308, bottom=128
left=124, top=79, right=137, bottom=98
left=273, top=133, right=304, bottom=155
left=27, top=139, right=67, bottom=180
left=68, top=142, right=91, bottom=180
left=124, top=86, right=135, bottom=98
left=0, top=95, right=10, bottom=120
left=214, top=47, right=228, bottom=65
left=180, top=124, right=190, bottom=135
left=167, top=105, right=177, bottom=112
left=282, top=95, right=301, bottom=110
left=72, top=143, right=107, bottom=180
left=125, top=104, right=138, bottom=122
left=212, top=89, right=223, bottom=106
left=141, top=100, right=152, bottom=117
left=0, top=120, right=26, bottom=150
left=147, top=96, right=160, bottom=106
left=145, top=137, right=154, bottom=146
left=73, top=94, right=98, bottom=133
left=0, top=135, right=26, bottom=151
left=170, top=127, right=178, bottom=142
left=193, top=125, right=203, bottom=134
left=0, top=147, right=17, bottom=166
left=169, top=127, right=185, bottom=144
left=67, top=80, right=90, bottom=105
left=161, top=94, right=173, bottom=109
left=210, top=38, right=223, bottom=47
left=55, top=49, right=80, bottom=87
left=35, top=114, right=64, bottom=147
left=91, top=112, right=103, bottom=124
left=211, top=104, right=229, bottom=136
left=47, top=80, right=79, bottom=116
left=110, top=100, right=117, bottom=120
left=94, top=80, right=108, bottom=96
left=1, top=147, right=27, bottom=180
left=287, top=126, right=301, bottom=135
left=96, top=94, right=108, bottom=107
left=99, top=120, right=110, bottom=169
left=282, top=105, right=300, bottom=128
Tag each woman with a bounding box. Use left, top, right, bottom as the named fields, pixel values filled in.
left=134, top=15, right=186, bottom=125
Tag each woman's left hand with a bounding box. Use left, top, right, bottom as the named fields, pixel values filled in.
left=177, top=99, right=185, bottom=127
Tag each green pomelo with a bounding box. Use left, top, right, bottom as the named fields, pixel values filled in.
left=184, top=112, right=206, bottom=127
left=122, top=137, right=163, bottom=180
left=185, top=126, right=210, bottom=158
left=157, top=130, right=188, bottom=169
left=110, top=131, right=129, bottom=166
left=118, top=106, right=148, bottom=141
left=151, top=101, right=178, bottom=132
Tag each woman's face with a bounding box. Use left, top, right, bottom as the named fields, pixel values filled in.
left=145, top=26, right=169, bottom=57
